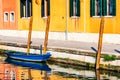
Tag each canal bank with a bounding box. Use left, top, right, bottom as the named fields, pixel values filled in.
left=0, top=30, right=120, bottom=72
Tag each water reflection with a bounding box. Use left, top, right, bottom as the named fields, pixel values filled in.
left=5, top=58, right=51, bottom=72
left=0, top=58, right=120, bottom=80
left=0, top=58, right=51, bottom=80
left=50, top=63, right=120, bottom=80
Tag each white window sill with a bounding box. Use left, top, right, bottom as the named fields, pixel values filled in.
left=92, top=16, right=101, bottom=18
left=92, top=16, right=114, bottom=18
left=104, top=16, right=114, bottom=18
left=70, top=16, right=80, bottom=18
left=42, top=16, right=48, bottom=19
left=10, top=21, right=15, bottom=22
left=21, top=17, right=31, bottom=19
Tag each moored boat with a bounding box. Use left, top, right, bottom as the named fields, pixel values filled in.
left=5, top=51, right=51, bottom=62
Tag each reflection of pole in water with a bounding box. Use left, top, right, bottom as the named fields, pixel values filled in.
left=28, top=69, right=32, bottom=80
left=96, top=70, right=100, bottom=80
left=42, top=71, right=50, bottom=80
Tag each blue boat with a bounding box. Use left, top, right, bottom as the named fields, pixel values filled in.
left=5, top=58, right=51, bottom=72
left=5, top=51, right=51, bottom=62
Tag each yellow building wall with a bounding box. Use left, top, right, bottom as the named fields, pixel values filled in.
left=18, top=0, right=67, bottom=32
left=18, top=0, right=120, bottom=33
left=17, top=0, right=82, bottom=32
left=17, top=0, right=31, bottom=30
left=115, top=0, right=120, bottom=33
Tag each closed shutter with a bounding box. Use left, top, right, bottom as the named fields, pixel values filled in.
left=70, top=0, right=73, bottom=17
left=102, top=0, right=107, bottom=16
left=20, top=0, right=25, bottom=18
left=48, top=0, right=50, bottom=16
left=76, top=0, right=80, bottom=16
left=41, top=0, right=45, bottom=17
left=27, top=0, right=32, bottom=17
left=90, top=0, right=95, bottom=17
left=112, top=0, right=116, bottom=16
left=99, top=0, right=102, bottom=16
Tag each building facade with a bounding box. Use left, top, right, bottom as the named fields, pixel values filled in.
left=0, top=0, right=120, bottom=33
left=0, top=0, right=18, bottom=30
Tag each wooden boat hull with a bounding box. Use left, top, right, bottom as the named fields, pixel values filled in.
left=5, top=51, right=51, bottom=62
left=5, top=58, right=51, bottom=72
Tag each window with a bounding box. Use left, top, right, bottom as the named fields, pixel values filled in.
left=70, top=0, right=80, bottom=17
left=4, top=12, right=8, bottom=22
left=20, top=0, right=32, bottom=18
left=94, top=0, right=101, bottom=16
left=41, top=0, right=50, bottom=18
left=90, top=0, right=116, bottom=17
left=10, top=12, right=15, bottom=22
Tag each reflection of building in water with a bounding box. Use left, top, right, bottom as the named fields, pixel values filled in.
left=0, top=62, right=17, bottom=80
left=0, top=62, right=50, bottom=80
left=18, top=68, right=50, bottom=80
left=0, top=62, right=51, bottom=80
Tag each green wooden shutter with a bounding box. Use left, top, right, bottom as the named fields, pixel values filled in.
left=70, top=0, right=73, bottom=17
left=90, top=0, right=95, bottom=17
left=76, top=0, right=80, bottom=16
left=41, top=0, right=45, bottom=17
left=99, top=0, right=102, bottom=16
left=112, top=0, right=116, bottom=16
left=48, top=0, right=50, bottom=16
left=102, top=0, right=107, bottom=16
left=20, top=0, right=24, bottom=18
left=27, top=0, right=32, bottom=17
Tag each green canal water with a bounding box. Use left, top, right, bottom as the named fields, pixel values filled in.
left=0, top=56, right=120, bottom=80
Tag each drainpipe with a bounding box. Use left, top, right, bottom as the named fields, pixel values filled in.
left=65, top=0, right=68, bottom=40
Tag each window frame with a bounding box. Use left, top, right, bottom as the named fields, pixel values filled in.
left=90, top=0, right=116, bottom=17
left=20, top=0, right=32, bottom=18
left=4, top=12, right=9, bottom=22
left=10, top=11, right=15, bottom=22
left=41, top=0, right=50, bottom=18
left=70, top=0, right=80, bottom=18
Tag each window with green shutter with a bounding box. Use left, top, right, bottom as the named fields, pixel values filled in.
left=70, top=0, right=80, bottom=17
left=41, top=0, right=50, bottom=18
left=20, top=0, right=32, bottom=18
left=90, top=0, right=116, bottom=17
left=109, top=0, right=116, bottom=16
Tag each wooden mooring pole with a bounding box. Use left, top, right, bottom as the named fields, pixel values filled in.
left=43, top=16, right=50, bottom=54
left=43, top=0, right=50, bottom=54
left=96, top=16, right=105, bottom=69
left=27, top=16, right=33, bottom=53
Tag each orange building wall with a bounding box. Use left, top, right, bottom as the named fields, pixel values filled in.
left=0, top=0, right=3, bottom=29
left=0, top=63, right=5, bottom=80
left=2, top=0, right=18, bottom=30
left=0, top=63, right=18, bottom=80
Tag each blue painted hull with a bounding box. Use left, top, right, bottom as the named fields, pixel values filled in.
left=5, top=58, right=51, bottom=72
left=5, top=51, right=51, bottom=62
